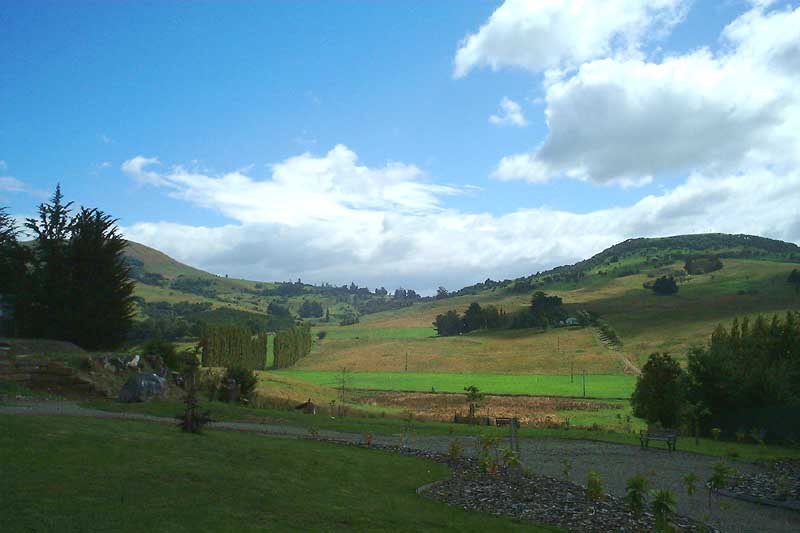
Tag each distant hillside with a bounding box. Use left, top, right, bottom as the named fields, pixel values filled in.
left=123, top=241, right=214, bottom=281
left=454, top=233, right=800, bottom=296
left=122, top=241, right=421, bottom=341
left=297, top=233, right=800, bottom=375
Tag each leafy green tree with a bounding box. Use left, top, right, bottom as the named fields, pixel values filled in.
left=436, top=286, right=449, bottom=300
left=651, top=275, right=679, bottom=295
left=298, top=299, right=324, bottom=318
left=67, top=207, right=135, bottom=349
left=788, top=269, right=800, bottom=284
left=631, top=352, right=686, bottom=428
left=223, top=366, right=258, bottom=398
left=433, top=310, right=462, bottom=336
left=464, top=385, right=484, bottom=418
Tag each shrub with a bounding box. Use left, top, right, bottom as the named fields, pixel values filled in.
left=586, top=471, right=604, bottom=501
left=223, top=366, right=258, bottom=398
left=560, top=458, right=573, bottom=479
left=448, top=440, right=463, bottom=462
left=624, top=474, right=650, bottom=518
left=317, top=331, right=327, bottom=341
left=682, top=472, right=699, bottom=497
left=177, top=354, right=211, bottom=433
left=142, top=338, right=180, bottom=370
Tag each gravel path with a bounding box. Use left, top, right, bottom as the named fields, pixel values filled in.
left=3, top=401, right=799, bottom=532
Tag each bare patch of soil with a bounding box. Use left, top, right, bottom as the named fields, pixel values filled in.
left=353, top=390, right=620, bottom=426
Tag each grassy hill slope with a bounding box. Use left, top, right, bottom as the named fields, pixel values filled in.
left=296, top=235, right=800, bottom=377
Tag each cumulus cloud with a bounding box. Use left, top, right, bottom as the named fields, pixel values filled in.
left=493, top=4, right=800, bottom=185
left=454, top=0, right=687, bottom=77
left=122, top=156, right=164, bottom=186
left=489, top=97, right=528, bottom=127
left=122, top=146, right=800, bottom=293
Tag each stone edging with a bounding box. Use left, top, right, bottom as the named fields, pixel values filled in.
left=718, top=489, right=800, bottom=513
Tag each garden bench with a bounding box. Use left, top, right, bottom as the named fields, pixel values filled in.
left=639, top=427, right=678, bottom=451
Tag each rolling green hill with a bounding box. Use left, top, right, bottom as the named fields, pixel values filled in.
left=125, top=234, right=800, bottom=394
left=122, top=241, right=417, bottom=340
left=292, top=234, right=800, bottom=385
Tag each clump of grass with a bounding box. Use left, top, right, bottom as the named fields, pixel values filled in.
left=624, top=473, right=650, bottom=518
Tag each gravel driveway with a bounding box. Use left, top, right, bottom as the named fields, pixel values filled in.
left=3, top=401, right=799, bottom=532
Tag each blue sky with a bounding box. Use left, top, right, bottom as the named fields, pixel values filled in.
left=2, top=1, right=799, bottom=292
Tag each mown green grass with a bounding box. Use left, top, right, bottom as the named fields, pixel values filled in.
left=81, top=399, right=800, bottom=461
left=277, top=370, right=637, bottom=399
left=0, top=415, right=545, bottom=532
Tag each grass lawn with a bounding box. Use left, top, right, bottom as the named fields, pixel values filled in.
left=0, top=415, right=547, bottom=532
left=81, top=399, right=800, bottom=462
left=276, top=370, right=637, bottom=399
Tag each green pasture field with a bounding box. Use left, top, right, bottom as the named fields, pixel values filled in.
left=277, top=370, right=637, bottom=399
left=0, top=415, right=543, bottom=532
left=303, top=326, right=624, bottom=374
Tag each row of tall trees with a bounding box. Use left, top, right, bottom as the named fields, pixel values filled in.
left=432, top=292, right=568, bottom=336
left=0, top=186, right=134, bottom=349
left=273, top=323, right=312, bottom=369
left=200, top=325, right=269, bottom=371
left=631, top=313, right=800, bottom=438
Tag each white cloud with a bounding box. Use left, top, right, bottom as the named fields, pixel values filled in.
left=122, top=147, right=800, bottom=293
left=489, top=96, right=528, bottom=127
left=454, top=0, right=688, bottom=78
left=0, top=176, right=28, bottom=193
left=121, top=156, right=164, bottom=186
left=493, top=4, right=800, bottom=185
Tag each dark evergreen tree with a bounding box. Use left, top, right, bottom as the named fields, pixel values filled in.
left=24, top=185, right=74, bottom=339
left=0, top=207, right=31, bottom=335
left=462, top=302, right=485, bottom=333
left=67, top=207, right=135, bottom=349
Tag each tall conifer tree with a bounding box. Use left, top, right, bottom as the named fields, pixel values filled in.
left=68, top=207, right=135, bottom=349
